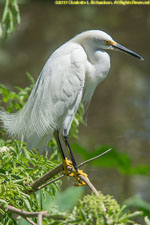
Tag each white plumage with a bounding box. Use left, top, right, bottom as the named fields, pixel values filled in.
left=0, top=30, right=143, bottom=151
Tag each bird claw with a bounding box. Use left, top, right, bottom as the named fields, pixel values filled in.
left=63, top=157, right=74, bottom=176
left=74, top=169, right=88, bottom=186
left=63, top=158, right=88, bottom=186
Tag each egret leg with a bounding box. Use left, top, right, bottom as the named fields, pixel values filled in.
left=63, top=134, right=88, bottom=186
left=54, top=130, right=74, bottom=175
left=63, top=135, right=78, bottom=172
left=54, top=130, right=65, bottom=160
left=55, top=130, right=88, bottom=186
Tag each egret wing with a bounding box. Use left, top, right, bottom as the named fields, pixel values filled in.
left=35, top=43, right=87, bottom=136
left=0, top=43, right=87, bottom=150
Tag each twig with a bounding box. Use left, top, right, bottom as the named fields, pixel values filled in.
left=38, top=174, right=64, bottom=190
left=78, top=148, right=112, bottom=168
left=22, top=216, right=37, bottom=225
left=6, top=205, right=48, bottom=225
left=38, top=214, right=43, bottom=225
left=79, top=174, right=99, bottom=196
left=30, top=163, right=63, bottom=190
left=5, top=204, right=67, bottom=225
left=6, top=205, right=48, bottom=217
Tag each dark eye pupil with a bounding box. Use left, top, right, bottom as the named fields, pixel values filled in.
left=105, top=40, right=110, bottom=45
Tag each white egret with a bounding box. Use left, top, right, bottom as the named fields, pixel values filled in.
left=0, top=30, right=143, bottom=184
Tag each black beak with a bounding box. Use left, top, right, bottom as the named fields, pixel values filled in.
left=113, top=43, right=144, bottom=60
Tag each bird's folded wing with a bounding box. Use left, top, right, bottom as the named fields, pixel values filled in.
left=35, top=44, right=87, bottom=135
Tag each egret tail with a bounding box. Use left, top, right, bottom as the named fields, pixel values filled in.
left=0, top=110, right=53, bottom=151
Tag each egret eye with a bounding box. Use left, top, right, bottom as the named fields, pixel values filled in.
left=105, top=40, right=112, bottom=45
left=105, top=40, right=117, bottom=47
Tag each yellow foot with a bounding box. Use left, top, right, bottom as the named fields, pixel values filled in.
left=74, top=169, right=88, bottom=186
left=63, top=157, right=74, bottom=177
left=63, top=157, right=88, bottom=186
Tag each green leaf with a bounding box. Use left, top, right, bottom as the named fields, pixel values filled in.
left=2, top=0, right=9, bottom=23
left=26, top=72, right=35, bottom=85
left=1, top=0, right=20, bottom=41
left=23, top=147, right=31, bottom=160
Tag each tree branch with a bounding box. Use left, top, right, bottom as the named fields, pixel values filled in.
left=22, top=216, right=37, bottom=225
left=5, top=204, right=67, bottom=225
left=29, top=148, right=111, bottom=193
left=38, top=174, right=64, bottom=190
left=78, top=148, right=112, bottom=168
left=78, top=174, right=99, bottom=196
left=38, top=214, right=43, bottom=225
left=30, top=163, right=63, bottom=191
left=6, top=205, right=48, bottom=218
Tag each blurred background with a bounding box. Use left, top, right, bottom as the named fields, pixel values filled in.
left=0, top=2, right=149, bottom=207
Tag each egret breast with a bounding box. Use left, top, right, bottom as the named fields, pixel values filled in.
left=94, top=50, right=111, bottom=85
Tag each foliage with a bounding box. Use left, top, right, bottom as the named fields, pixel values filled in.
left=28, top=191, right=141, bottom=225
left=0, top=74, right=59, bottom=224
left=0, top=72, right=34, bottom=113
left=0, top=138, right=61, bottom=224
left=0, top=0, right=20, bottom=40
left=66, top=192, right=142, bottom=225
left=18, top=190, right=142, bottom=225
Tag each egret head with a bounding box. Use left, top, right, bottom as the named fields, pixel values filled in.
left=77, top=30, right=144, bottom=60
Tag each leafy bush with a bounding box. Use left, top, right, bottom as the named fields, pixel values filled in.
left=66, top=192, right=142, bottom=225
left=0, top=138, right=60, bottom=223
left=34, top=191, right=142, bottom=225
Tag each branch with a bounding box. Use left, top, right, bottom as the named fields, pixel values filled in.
left=38, top=174, right=64, bottom=190
left=22, top=216, right=37, bottom=225
left=28, top=148, right=111, bottom=195
left=79, top=174, right=99, bottom=196
left=5, top=204, right=66, bottom=225
left=30, top=163, right=63, bottom=191
left=6, top=205, right=48, bottom=218
left=38, top=214, right=43, bottom=225
left=29, top=148, right=111, bottom=194
left=78, top=148, right=112, bottom=168
left=6, top=205, right=49, bottom=225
